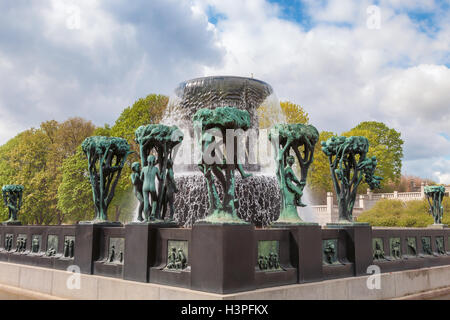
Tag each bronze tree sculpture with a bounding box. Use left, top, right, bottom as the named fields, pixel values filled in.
left=321, top=136, right=382, bottom=223
left=81, top=136, right=132, bottom=223
left=135, top=124, right=183, bottom=221
left=424, top=185, right=445, bottom=225
left=269, top=123, right=319, bottom=223
left=193, top=106, right=252, bottom=224
left=2, top=184, right=24, bottom=225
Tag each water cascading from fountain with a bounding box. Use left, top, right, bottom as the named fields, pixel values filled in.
left=160, top=76, right=288, bottom=227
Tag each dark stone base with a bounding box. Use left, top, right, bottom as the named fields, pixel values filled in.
left=323, top=263, right=354, bottom=280
left=94, top=261, right=123, bottom=278
left=288, top=224, right=323, bottom=283
left=255, top=268, right=297, bottom=288
left=191, top=224, right=255, bottom=294
left=150, top=268, right=191, bottom=289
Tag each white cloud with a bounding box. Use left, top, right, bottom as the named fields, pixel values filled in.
left=0, top=0, right=223, bottom=143
left=194, top=0, right=450, bottom=181
left=0, top=0, right=449, bottom=183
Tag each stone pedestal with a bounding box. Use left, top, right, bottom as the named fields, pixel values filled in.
left=327, top=223, right=372, bottom=276
left=74, top=223, right=122, bottom=274
left=123, top=222, right=179, bottom=283
left=123, top=223, right=157, bottom=283
left=191, top=223, right=255, bottom=294
left=427, top=224, right=448, bottom=229
left=289, top=224, right=323, bottom=283
left=74, top=224, right=100, bottom=274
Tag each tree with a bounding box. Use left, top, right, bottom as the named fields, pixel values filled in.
left=0, top=118, right=95, bottom=225
left=321, top=136, right=382, bottom=222
left=57, top=146, right=95, bottom=223
left=258, top=100, right=309, bottom=128
left=343, top=121, right=403, bottom=190
left=280, top=101, right=309, bottom=124
left=56, top=94, right=169, bottom=223
left=308, top=131, right=336, bottom=203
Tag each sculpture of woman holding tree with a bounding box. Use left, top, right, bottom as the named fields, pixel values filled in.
left=269, top=123, right=319, bottom=224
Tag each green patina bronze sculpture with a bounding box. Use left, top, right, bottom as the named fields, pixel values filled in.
left=166, top=247, right=187, bottom=270
left=135, top=124, right=183, bottom=222
left=422, top=237, right=432, bottom=255
left=5, top=235, right=13, bottom=252
left=130, top=162, right=144, bottom=222
left=2, top=185, right=24, bottom=225
left=406, top=238, right=417, bottom=256
left=323, top=239, right=338, bottom=264
left=269, top=123, right=319, bottom=223
left=372, top=238, right=385, bottom=260
left=321, top=136, right=382, bottom=223
left=436, top=237, right=445, bottom=255
left=193, top=106, right=252, bottom=224
left=81, top=136, right=132, bottom=223
left=424, top=185, right=445, bottom=225
left=390, top=238, right=401, bottom=259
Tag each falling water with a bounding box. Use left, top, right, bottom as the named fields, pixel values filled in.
left=157, top=76, right=294, bottom=226
left=297, top=186, right=318, bottom=223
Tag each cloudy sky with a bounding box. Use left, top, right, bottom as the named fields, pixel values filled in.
left=0, top=0, right=449, bottom=183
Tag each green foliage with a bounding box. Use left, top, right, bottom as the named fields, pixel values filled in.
left=135, top=124, right=183, bottom=149
left=356, top=198, right=450, bottom=227
left=308, top=131, right=336, bottom=202
left=269, top=123, right=319, bottom=146
left=343, top=121, right=403, bottom=189
left=258, top=100, right=309, bottom=129
left=56, top=94, right=169, bottom=223
left=57, top=146, right=95, bottom=223
left=0, top=118, right=96, bottom=224
left=81, top=136, right=130, bottom=157
left=112, top=94, right=168, bottom=142
left=280, top=101, right=309, bottom=124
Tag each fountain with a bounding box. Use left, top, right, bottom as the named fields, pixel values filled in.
left=161, top=76, right=285, bottom=227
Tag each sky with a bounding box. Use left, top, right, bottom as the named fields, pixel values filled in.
left=0, top=0, right=449, bottom=183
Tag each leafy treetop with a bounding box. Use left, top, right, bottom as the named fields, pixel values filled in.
left=2, top=185, right=24, bottom=193
left=81, top=136, right=130, bottom=157
left=135, top=124, right=183, bottom=148
left=193, top=106, right=251, bottom=131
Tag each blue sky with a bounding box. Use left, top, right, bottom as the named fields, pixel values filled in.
left=0, top=0, right=449, bottom=183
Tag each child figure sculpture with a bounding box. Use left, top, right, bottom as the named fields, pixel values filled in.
left=130, top=162, right=144, bottom=222
left=141, top=155, right=162, bottom=221
left=162, top=159, right=179, bottom=222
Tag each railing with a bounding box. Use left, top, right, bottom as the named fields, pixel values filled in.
left=311, top=205, right=328, bottom=213
left=370, top=192, right=422, bottom=201
left=398, top=192, right=422, bottom=199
